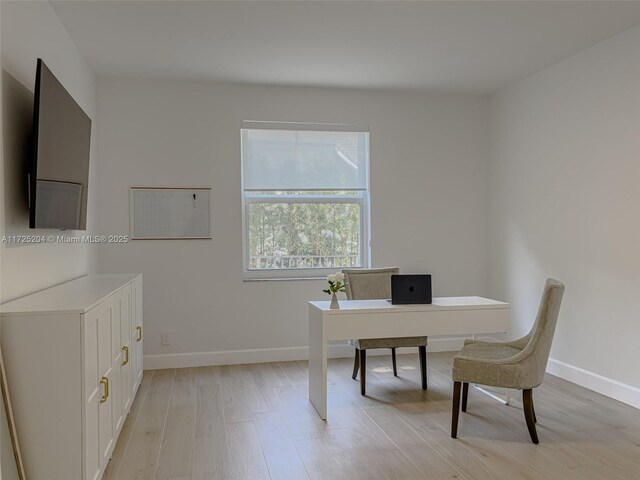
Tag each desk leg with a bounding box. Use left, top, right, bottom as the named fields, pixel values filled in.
left=309, top=308, right=327, bottom=420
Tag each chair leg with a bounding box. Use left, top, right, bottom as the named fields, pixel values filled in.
left=532, top=397, right=537, bottom=423
left=523, top=389, right=539, bottom=444
left=391, top=348, right=398, bottom=376
left=418, top=345, right=427, bottom=390
left=451, top=381, right=462, bottom=438
left=359, top=349, right=367, bottom=396
left=352, top=348, right=360, bottom=380
left=461, top=382, right=469, bottom=412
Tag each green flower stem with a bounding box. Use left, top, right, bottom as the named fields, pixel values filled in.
left=324, top=280, right=348, bottom=295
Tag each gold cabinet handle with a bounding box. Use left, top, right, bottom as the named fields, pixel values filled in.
left=100, top=377, right=109, bottom=404
left=136, top=325, right=143, bottom=342
left=122, top=346, right=129, bottom=366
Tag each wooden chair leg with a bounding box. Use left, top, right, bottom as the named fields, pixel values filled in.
left=532, top=397, right=537, bottom=423
left=391, top=348, right=398, bottom=376
left=418, top=345, right=427, bottom=390
left=461, top=382, right=469, bottom=412
left=352, top=348, right=360, bottom=380
left=359, top=349, right=367, bottom=396
left=523, top=389, right=539, bottom=444
left=451, top=381, right=462, bottom=438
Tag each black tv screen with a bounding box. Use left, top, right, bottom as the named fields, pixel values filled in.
left=29, top=58, right=91, bottom=230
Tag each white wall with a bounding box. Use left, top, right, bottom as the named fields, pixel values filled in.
left=489, top=25, right=640, bottom=399
left=0, top=1, right=98, bottom=303
left=95, top=78, right=489, bottom=366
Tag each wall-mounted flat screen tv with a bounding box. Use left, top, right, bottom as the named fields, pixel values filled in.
left=29, top=58, right=91, bottom=230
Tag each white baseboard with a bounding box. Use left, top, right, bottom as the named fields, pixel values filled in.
left=547, top=358, right=640, bottom=410
left=143, top=336, right=470, bottom=370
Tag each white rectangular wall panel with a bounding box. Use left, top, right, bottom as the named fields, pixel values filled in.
left=130, top=187, right=211, bottom=239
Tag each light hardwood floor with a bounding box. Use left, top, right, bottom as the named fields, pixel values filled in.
left=103, top=352, right=640, bottom=480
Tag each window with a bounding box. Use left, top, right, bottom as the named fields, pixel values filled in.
left=241, top=121, right=370, bottom=279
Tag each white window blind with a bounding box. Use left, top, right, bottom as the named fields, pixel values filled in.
left=241, top=125, right=369, bottom=191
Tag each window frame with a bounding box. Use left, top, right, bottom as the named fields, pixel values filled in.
left=240, top=124, right=371, bottom=280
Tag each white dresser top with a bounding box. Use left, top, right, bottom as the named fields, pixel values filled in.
left=1, top=274, right=141, bottom=315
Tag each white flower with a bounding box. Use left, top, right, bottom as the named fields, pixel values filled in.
left=327, top=274, right=337, bottom=283
left=336, top=272, right=345, bottom=282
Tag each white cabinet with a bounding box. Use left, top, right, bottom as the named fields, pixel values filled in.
left=1, top=274, right=143, bottom=480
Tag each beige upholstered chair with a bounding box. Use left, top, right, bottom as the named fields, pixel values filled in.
left=342, top=267, right=429, bottom=395
left=451, top=278, right=565, bottom=444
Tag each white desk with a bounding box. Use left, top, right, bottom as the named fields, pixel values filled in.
left=308, top=297, right=509, bottom=419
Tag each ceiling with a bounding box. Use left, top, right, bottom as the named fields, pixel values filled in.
left=50, top=0, right=640, bottom=95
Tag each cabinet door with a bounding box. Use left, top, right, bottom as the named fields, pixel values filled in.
left=120, top=285, right=133, bottom=416
left=110, top=291, right=124, bottom=436
left=97, top=300, right=115, bottom=471
left=85, top=297, right=117, bottom=478
left=131, top=277, right=144, bottom=395
left=84, top=309, right=101, bottom=480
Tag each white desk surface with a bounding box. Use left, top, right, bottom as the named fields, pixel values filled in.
left=1, top=273, right=141, bottom=315
left=309, top=296, right=508, bottom=314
